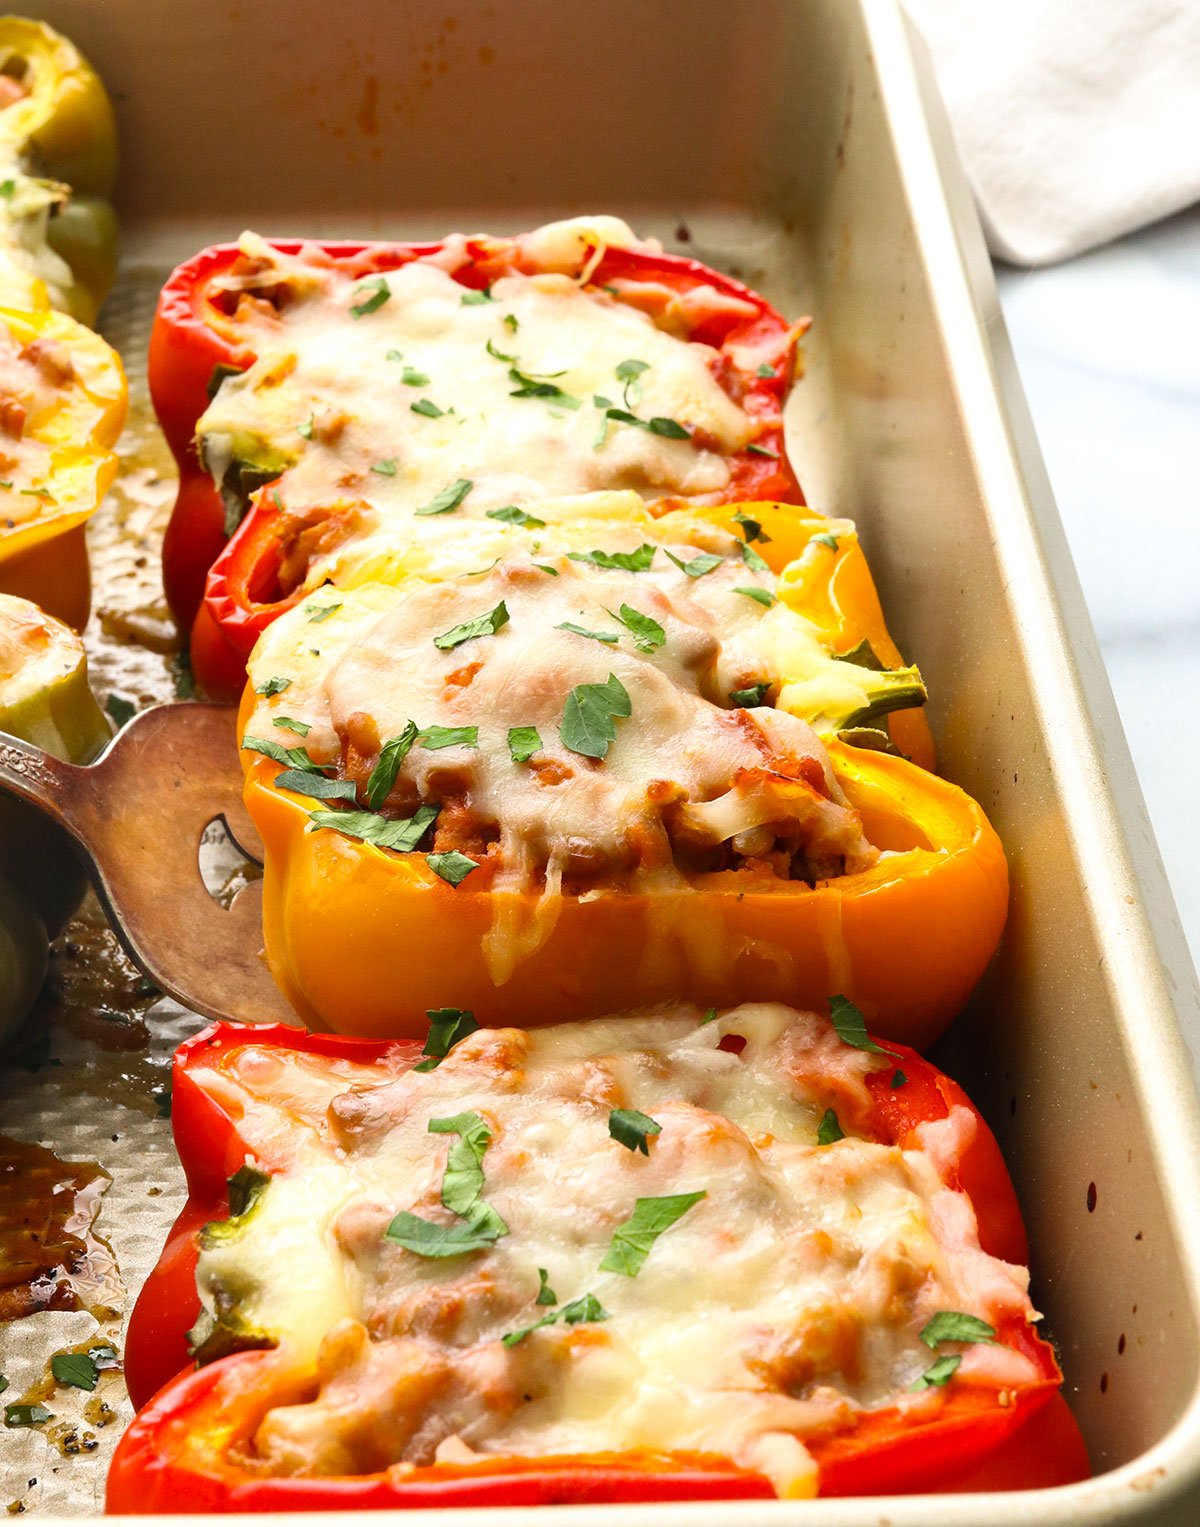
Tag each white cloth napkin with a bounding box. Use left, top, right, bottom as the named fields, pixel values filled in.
left=904, top=0, right=1200, bottom=266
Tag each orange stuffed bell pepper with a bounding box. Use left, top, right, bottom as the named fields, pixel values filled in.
left=237, top=514, right=999, bottom=1048
left=0, top=304, right=126, bottom=627
left=110, top=1006, right=1088, bottom=1508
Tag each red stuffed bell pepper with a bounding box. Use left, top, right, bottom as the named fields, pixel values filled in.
left=148, top=216, right=805, bottom=697
left=113, top=1004, right=1088, bottom=1510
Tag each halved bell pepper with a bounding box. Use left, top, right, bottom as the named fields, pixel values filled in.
left=0, top=591, right=110, bottom=1038
left=0, top=303, right=127, bottom=627
left=148, top=225, right=803, bottom=688
left=242, top=732, right=1004, bottom=1050
left=0, top=17, right=119, bottom=325
left=113, top=1016, right=1088, bottom=1507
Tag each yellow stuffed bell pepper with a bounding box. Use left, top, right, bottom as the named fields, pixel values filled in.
left=0, top=591, right=110, bottom=1038
left=0, top=17, right=119, bottom=325
left=0, top=304, right=126, bottom=627
left=237, top=512, right=1003, bottom=1050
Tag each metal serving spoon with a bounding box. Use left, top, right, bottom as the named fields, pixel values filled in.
left=0, top=702, right=297, bottom=1025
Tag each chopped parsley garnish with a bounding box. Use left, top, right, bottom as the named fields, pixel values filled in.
left=384, top=1111, right=508, bottom=1257
left=502, top=1292, right=610, bottom=1347
left=729, top=683, right=769, bottom=707
left=386, top=348, right=404, bottom=362
left=485, top=337, right=516, bottom=363
left=367, top=721, right=419, bottom=809
left=740, top=540, right=770, bottom=573
left=308, top=804, right=439, bottom=853
left=416, top=477, right=474, bottom=517
left=418, top=725, right=478, bottom=749
left=810, top=531, right=840, bottom=551
left=51, top=1352, right=99, bottom=1392
left=414, top=1007, right=478, bottom=1072
left=919, top=1312, right=997, bottom=1348
left=254, top=676, right=291, bottom=697
left=304, top=600, right=342, bottom=623
left=756, top=363, right=775, bottom=378
left=559, top=673, right=631, bottom=760
left=599, top=1191, right=706, bottom=1276
left=371, top=458, right=398, bottom=476
left=411, top=398, right=445, bottom=418
left=5, top=1403, right=52, bottom=1428
left=433, top=598, right=509, bottom=649
left=507, top=366, right=582, bottom=409
left=349, top=275, right=390, bottom=317
left=461, top=286, right=494, bottom=305
left=400, top=365, right=430, bottom=387
left=508, top=726, right=542, bottom=763
left=272, top=716, right=309, bottom=735
left=891, top=1069, right=907, bottom=1089
left=615, top=356, right=649, bottom=407
left=816, top=1108, right=844, bottom=1146
left=700, top=1006, right=719, bottom=1025
left=745, top=443, right=779, bottom=458
left=733, top=585, right=775, bottom=608
left=609, top=603, right=665, bottom=652
left=105, top=694, right=137, bottom=727
left=533, top=562, right=560, bottom=576
left=568, top=544, right=656, bottom=573
left=297, top=415, right=315, bottom=439
left=535, top=1268, right=557, bottom=1305
left=828, top=995, right=902, bottom=1059
left=241, top=734, right=322, bottom=771
left=733, top=509, right=771, bottom=545
left=206, top=361, right=243, bottom=400
left=604, top=407, right=690, bottom=440
left=664, top=549, right=722, bottom=578
left=426, top=850, right=479, bottom=886
left=503, top=313, right=519, bottom=333
left=609, top=1108, right=662, bottom=1155
left=274, top=769, right=359, bottom=803
left=486, top=504, right=544, bottom=528
left=0, top=179, right=14, bottom=198
left=557, top=621, right=618, bottom=644
left=910, top=1354, right=962, bottom=1391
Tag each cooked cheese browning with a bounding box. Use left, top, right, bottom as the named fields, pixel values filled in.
left=244, top=539, right=882, bottom=977
left=200, top=219, right=780, bottom=575
left=191, top=1006, right=1043, bottom=1497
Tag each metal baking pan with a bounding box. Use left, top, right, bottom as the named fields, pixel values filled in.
left=4, top=0, right=1200, bottom=1519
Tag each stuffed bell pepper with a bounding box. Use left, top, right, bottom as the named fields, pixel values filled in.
left=0, top=16, right=119, bottom=325
left=148, top=216, right=805, bottom=692
left=237, top=509, right=1001, bottom=1048
left=112, top=1004, right=1089, bottom=1509
left=0, top=591, right=110, bottom=1038
left=0, top=302, right=127, bottom=626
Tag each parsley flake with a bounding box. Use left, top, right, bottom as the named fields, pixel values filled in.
left=507, top=365, right=582, bottom=409
left=418, top=725, right=478, bottom=750
left=600, top=1191, right=706, bottom=1276
left=254, top=676, right=291, bottom=697
left=461, top=286, right=494, bottom=305
left=609, top=603, right=665, bottom=652
left=755, top=363, right=775, bottom=378
left=891, top=1069, right=907, bottom=1089
left=664, top=549, right=722, bottom=578
left=604, top=407, right=690, bottom=440
left=426, top=850, right=479, bottom=886
left=733, top=585, right=775, bottom=608
left=557, top=621, right=618, bottom=645
left=567, top=544, right=656, bottom=573
left=304, top=600, right=342, bottom=623
left=609, top=1108, right=662, bottom=1155
left=5, top=1403, right=52, bottom=1428
left=559, top=673, right=631, bottom=759
left=829, top=994, right=902, bottom=1059
left=272, top=716, right=310, bottom=735
left=729, top=683, right=770, bottom=707
left=384, top=1210, right=503, bottom=1258
left=485, top=337, right=516, bottom=363
left=411, top=398, right=445, bottom=418
left=241, top=735, right=322, bottom=771
left=51, top=1352, right=99, bottom=1392
left=367, top=722, right=419, bottom=809
left=745, top=443, right=780, bottom=458
left=414, top=1007, right=479, bottom=1071
left=416, top=478, right=474, bottom=517
left=733, top=509, right=771, bottom=545
left=502, top=1292, right=610, bottom=1347
left=910, top=1354, right=962, bottom=1391
left=810, top=532, right=840, bottom=551
left=433, top=598, right=509, bottom=649
left=919, top=1312, right=997, bottom=1349
left=309, top=804, right=439, bottom=853
left=350, top=275, right=390, bottom=317
left=105, top=694, right=137, bottom=727
left=297, top=415, right=315, bottom=439
left=486, top=504, right=545, bottom=528
left=371, top=458, right=398, bottom=476
left=740, top=540, right=770, bottom=573
left=508, top=726, right=542, bottom=763
left=274, top=769, right=359, bottom=803
left=400, top=365, right=430, bottom=386
left=817, top=1108, right=844, bottom=1146
left=503, top=313, right=519, bottom=333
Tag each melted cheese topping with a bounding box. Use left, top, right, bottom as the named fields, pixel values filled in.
left=192, top=1005, right=1043, bottom=1497
left=0, top=320, right=73, bottom=513
left=199, top=221, right=763, bottom=563
left=245, top=541, right=877, bottom=978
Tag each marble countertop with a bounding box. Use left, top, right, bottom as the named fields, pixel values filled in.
left=995, top=205, right=1200, bottom=976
